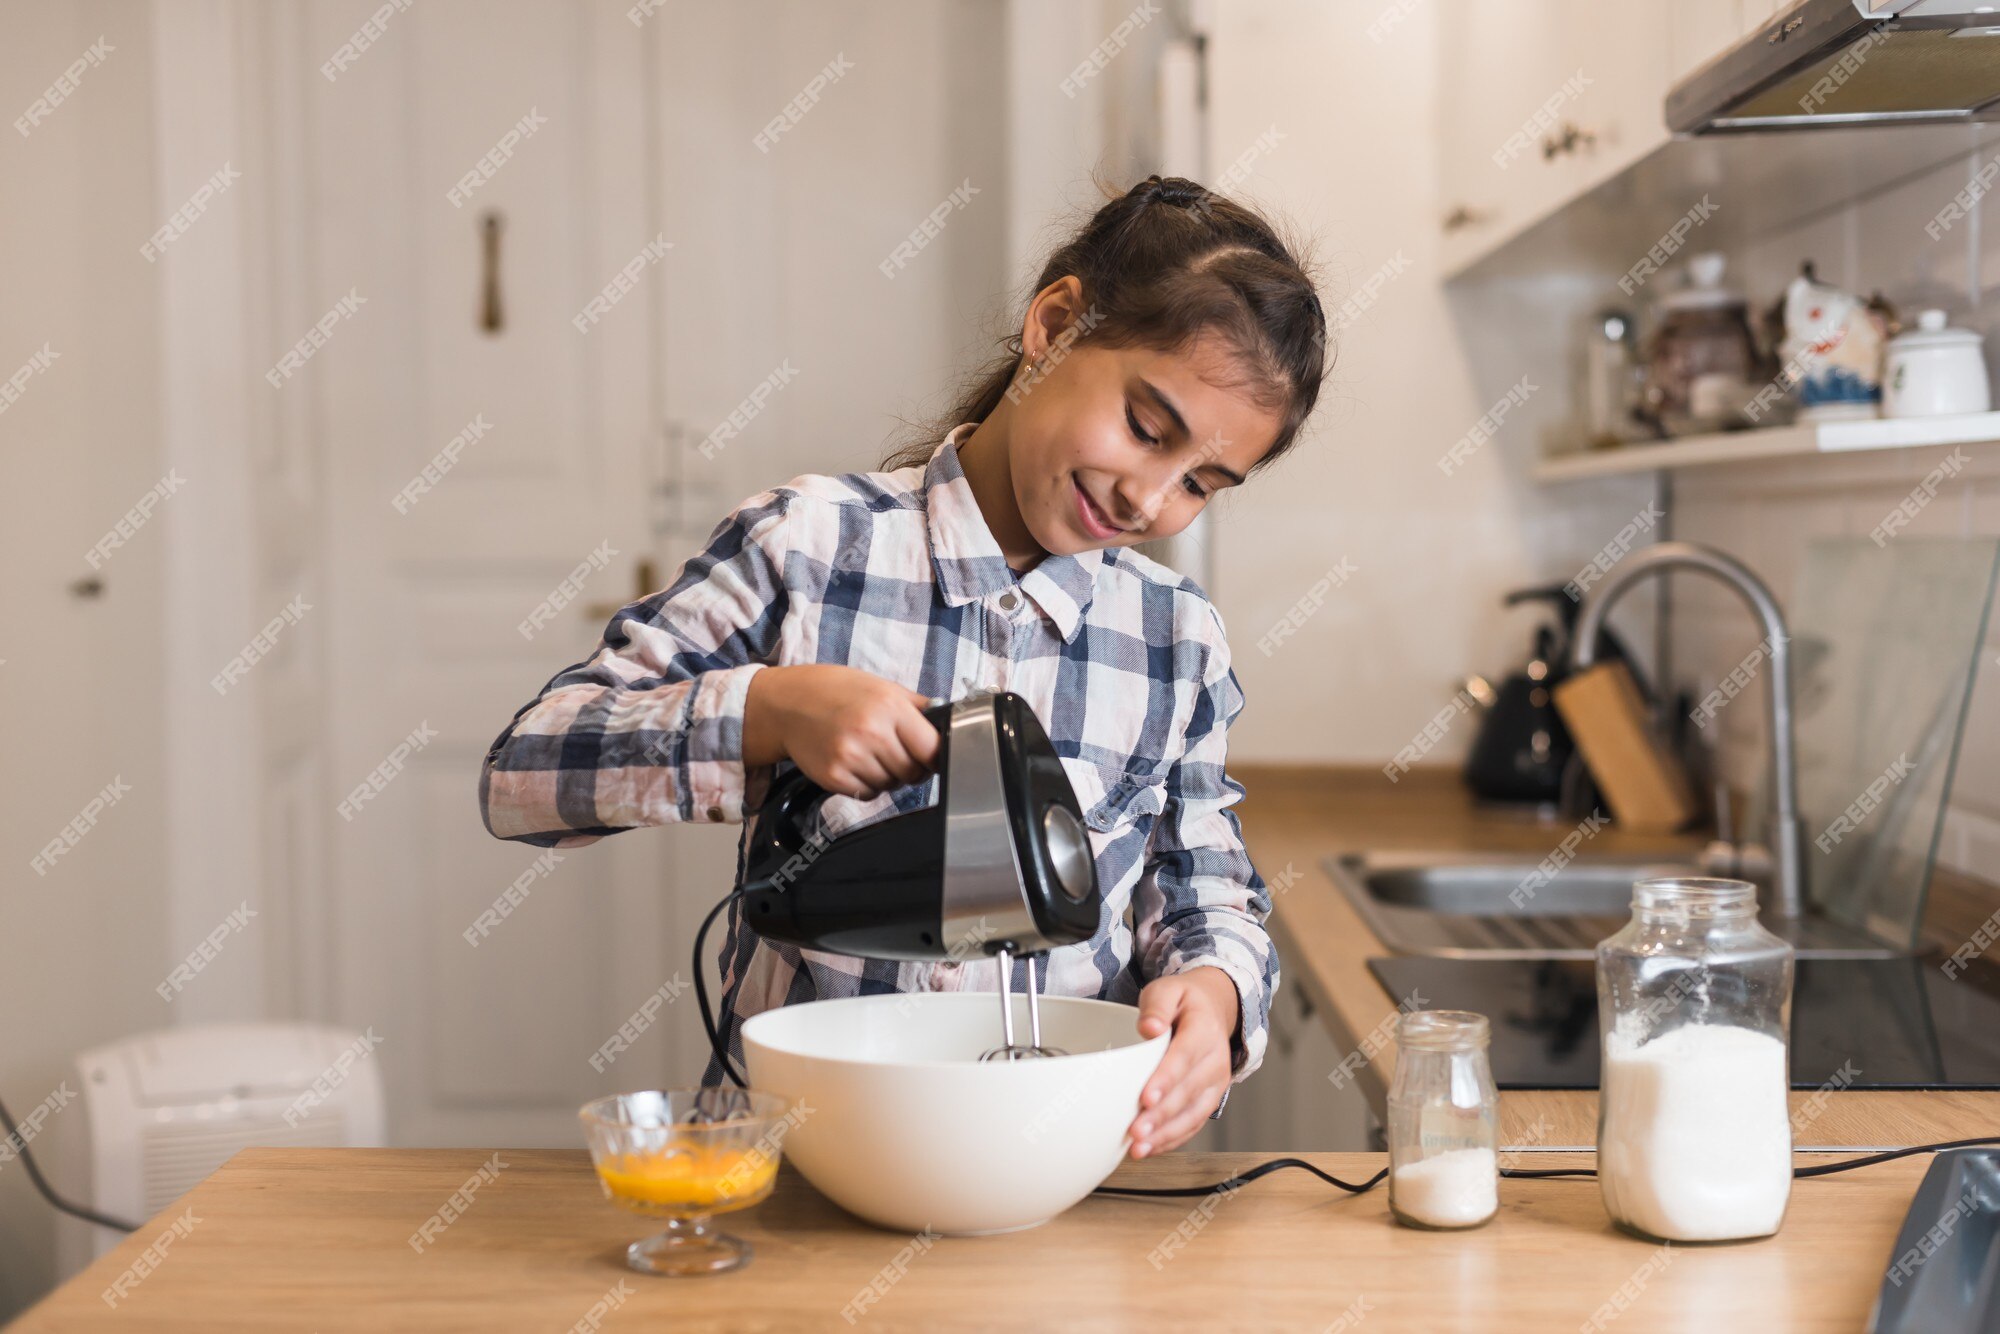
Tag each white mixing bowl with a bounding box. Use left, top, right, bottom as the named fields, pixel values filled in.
left=740, top=991, right=1168, bottom=1235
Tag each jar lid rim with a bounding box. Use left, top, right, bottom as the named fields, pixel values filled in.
left=1632, top=876, right=1757, bottom=908
left=1399, top=1009, right=1491, bottom=1048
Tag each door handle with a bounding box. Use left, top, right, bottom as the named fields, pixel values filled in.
left=582, top=558, right=660, bottom=621
left=1540, top=123, right=1596, bottom=160
left=1441, top=204, right=1491, bottom=233
left=479, top=211, right=504, bottom=333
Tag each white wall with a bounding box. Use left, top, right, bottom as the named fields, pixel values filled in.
left=0, top=1, right=170, bottom=1317
left=1202, top=0, right=1641, bottom=765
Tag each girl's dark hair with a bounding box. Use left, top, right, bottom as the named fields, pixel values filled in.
left=886, top=173, right=1328, bottom=472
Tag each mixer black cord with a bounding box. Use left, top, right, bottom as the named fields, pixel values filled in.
left=1093, top=1157, right=1387, bottom=1197
left=1790, top=1135, right=2000, bottom=1178
left=1088, top=1135, right=2000, bottom=1200
left=0, top=1094, right=140, bottom=1232
left=695, top=888, right=751, bottom=1089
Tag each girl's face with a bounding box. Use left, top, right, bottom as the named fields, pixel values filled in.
left=1006, top=284, right=1284, bottom=558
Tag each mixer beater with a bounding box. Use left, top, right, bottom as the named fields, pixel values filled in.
left=979, top=947, right=1068, bottom=1061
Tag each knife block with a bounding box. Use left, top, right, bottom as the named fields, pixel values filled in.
left=1552, top=662, right=1697, bottom=834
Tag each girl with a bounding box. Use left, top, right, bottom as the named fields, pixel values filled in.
left=481, top=174, right=1326, bottom=1159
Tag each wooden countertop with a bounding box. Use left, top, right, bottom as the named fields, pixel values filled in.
left=14, top=1146, right=1947, bottom=1331
left=1233, top=764, right=2000, bottom=1149
left=20, top=767, right=1995, bottom=1329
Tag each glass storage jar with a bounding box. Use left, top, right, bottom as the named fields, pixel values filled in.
left=1387, top=1010, right=1499, bottom=1230
left=1596, top=877, right=1795, bottom=1243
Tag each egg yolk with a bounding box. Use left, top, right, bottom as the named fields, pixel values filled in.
left=595, top=1146, right=777, bottom=1209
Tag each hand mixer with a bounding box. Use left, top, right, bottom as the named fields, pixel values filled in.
left=734, top=691, right=1100, bottom=1061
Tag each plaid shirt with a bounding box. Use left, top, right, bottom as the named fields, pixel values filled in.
left=480, top=425, right=1277, bottom=1083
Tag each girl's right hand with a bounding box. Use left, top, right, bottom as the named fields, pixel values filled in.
left=742, top=665, right=941, bottom=800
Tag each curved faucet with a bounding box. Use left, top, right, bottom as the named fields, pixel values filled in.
left=1569, top=541, right=1806, bottom=920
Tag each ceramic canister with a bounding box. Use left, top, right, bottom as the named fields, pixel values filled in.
left=1885, top=309, right=1991, bottom=418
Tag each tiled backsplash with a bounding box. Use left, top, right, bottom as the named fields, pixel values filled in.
left=1660, top=144, right=2000, bottom=888
left=1672, top=446, right=2000, bottom=888
left=1669, top=446, right=2000, bottom=886
left=1730, top=144, right=2000, bottom=387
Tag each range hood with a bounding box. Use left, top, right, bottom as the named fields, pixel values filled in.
left=1668, top=0, right=2000, bottom=134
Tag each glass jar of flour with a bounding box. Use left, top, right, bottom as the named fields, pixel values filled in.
left=1596, top=877, right=1795, bottom=1243
left=1387, top=1010, right=1499, bottom=1230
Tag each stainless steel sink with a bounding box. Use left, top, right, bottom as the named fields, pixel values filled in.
left=1326, top=851, right=1903, bottom=959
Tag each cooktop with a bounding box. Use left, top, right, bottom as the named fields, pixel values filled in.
left=1366, top=955, right=2000, bottom=1090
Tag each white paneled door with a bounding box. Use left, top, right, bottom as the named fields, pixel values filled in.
left=299, top=0, right=1003, bottom=1146
left=306, top=0, right=678, bottom=1146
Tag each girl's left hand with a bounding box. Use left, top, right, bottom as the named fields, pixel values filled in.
left=1127, top=967, right=1241, bottom=1158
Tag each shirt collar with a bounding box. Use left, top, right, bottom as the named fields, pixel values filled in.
left=923, top=423, right=1104, bottom=642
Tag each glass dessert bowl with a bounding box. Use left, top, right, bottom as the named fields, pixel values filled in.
left=578, top=1088, right=793, bottom=1276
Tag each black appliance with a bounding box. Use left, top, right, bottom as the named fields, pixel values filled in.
left=1462, top=583, right=1652, bottom=807
left=736, top=691, right=1100, bottom=961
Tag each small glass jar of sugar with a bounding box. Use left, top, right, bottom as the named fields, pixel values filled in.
left=1596, top=877, right=1795, bottom=1243
left=1387, top=1010, right=1499, bottom=1230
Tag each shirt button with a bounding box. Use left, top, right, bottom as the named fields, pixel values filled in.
left=997, top=591, right=1019, bottom=612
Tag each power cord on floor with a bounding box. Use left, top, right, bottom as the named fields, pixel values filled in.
left=0, top=1095, right=139, bottom=1232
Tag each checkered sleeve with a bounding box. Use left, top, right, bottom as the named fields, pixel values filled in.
left=1132, top=615, right=1278, bottom=1082
left=478, top=491, right=794, bottom=846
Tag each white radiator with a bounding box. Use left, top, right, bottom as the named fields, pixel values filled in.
left=54, top=1022, right=386, bottom=1278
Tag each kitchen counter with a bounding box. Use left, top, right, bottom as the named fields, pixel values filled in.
left=13, top=1146, right=1947, bottom=1330
left=1234, top=764, right=2000, bottom=1149
left=22, top=768, right=1994, bottom=1330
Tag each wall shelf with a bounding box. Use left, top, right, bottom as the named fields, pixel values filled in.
left=1533, top=411, right=2000, bottom=483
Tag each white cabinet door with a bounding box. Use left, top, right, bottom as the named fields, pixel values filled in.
left=1441, top=1, right=1672, bottom=273
left=1743, top=0, right=1791, bottom=37
left=1563, top=0, right=1672, bottom=187
left=1285, top=991, right=1370, bottom=1152
left=1671, top=0, right=1748, bottom=84
left=1196, top=984, right=1375, bottom=1154
left=1442, top=0, right=1679, bottom=275
left=1438, top=0, right=1567, bottom=273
